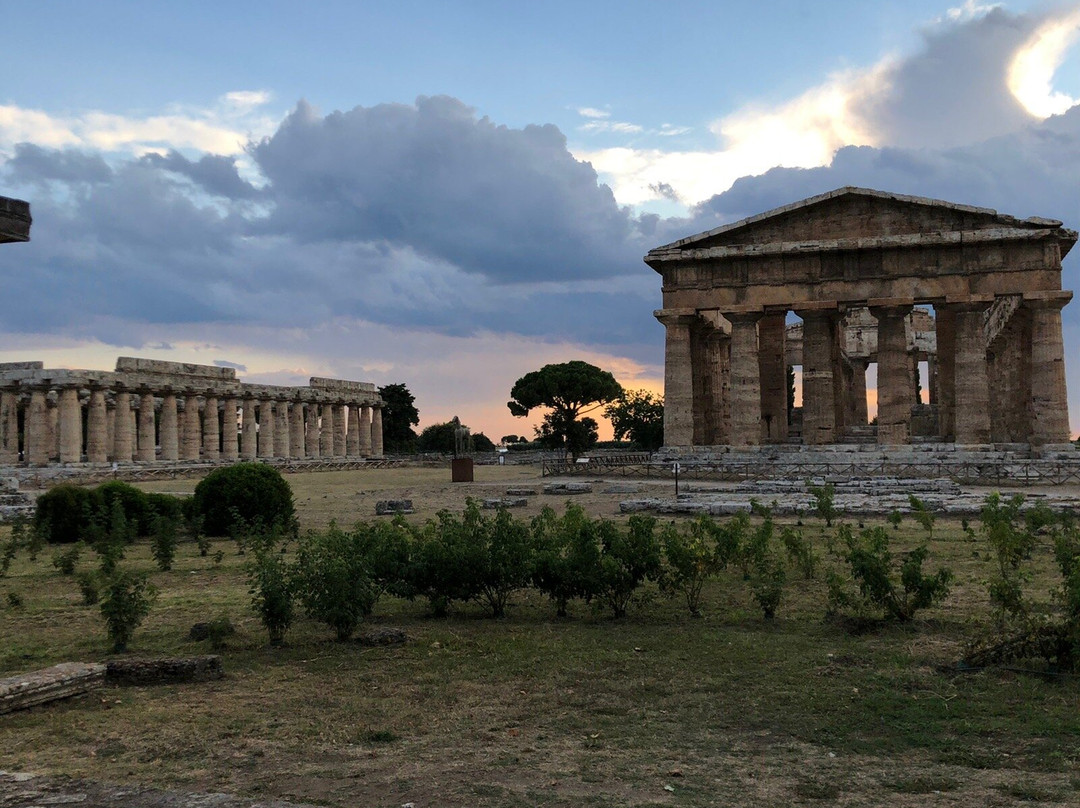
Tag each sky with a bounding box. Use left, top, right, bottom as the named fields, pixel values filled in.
left=2, top=0, right=1080, bottom=441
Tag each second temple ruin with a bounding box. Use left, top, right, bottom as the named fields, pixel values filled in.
left=648, top=188, right=1076, bottom=452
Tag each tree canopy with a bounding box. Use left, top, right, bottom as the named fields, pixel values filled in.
left=378, top=383, right=420, bottom=453
left=605, top=390, right=665, bottom=452
left=417, top=417, right=496, bottom=454
left=507, top=361, right=623, bottom=458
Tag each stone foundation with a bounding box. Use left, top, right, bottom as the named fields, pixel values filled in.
left=0, top=662, right=106, bottom=714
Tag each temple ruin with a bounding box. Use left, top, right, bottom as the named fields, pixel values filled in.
left=0, top=358, right=384, bottom=466
left=648, top=188, right=1075, bottom=451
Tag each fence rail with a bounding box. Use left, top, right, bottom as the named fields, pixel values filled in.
left=541, top=457, right=1080, bottom=487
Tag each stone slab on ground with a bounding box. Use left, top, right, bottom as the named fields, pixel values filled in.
left=543, top=482, right=593, bottom=495
left=0, top=771, right=321, bottom=807
left=106, top=656, right=223, bottom=686
left=0, top=662, right=106, bottom=715
left=356, top=627, right=408, bottom=647
left=505, top=487, right=538, bottom=496
left=375, top=499, right=414, bottom=515
left=481, top=497, right=528, bottom=509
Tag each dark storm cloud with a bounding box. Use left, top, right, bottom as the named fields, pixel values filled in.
left=7, top=143, right=112, bottom=184
left=140, top=151, right=261, bottom=200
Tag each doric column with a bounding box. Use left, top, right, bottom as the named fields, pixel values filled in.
left=181, top=394, right=202, bottom=461
left=0, top=390, right=19, bottom=463
left=703, top=328, right=730, bottom=445
left=951, top=301, right=991, bottom=444
left=333, top=403, right=347, bottom=457
left=221, top=397, right=239, bottom=461
left=347, top=404, right=361, bottom=456
left=935, top=307, right=956, bottom=440
left=725, top=311, right=762, bottom=446
left=758, top=310, right=788, bottom=443
left=86, top=388, right=109, bottom=463
left=796, top=307, right=839, bottom=445
left=655, top=309, right=697, bottom=447
left=58, top=386, right=83, bottom=463
left=371, top=406, right=384, bottom=457
left=203, top=395, right=220, bottom=460
left=113, top=391, right=133, bottom=462
left=241, top=397, right=257, bottom=460
left=1027, top=292, right=1072, bottom=445
left=160, top=392, right=179, bottom=461
left=927, top=358, right=938, bottom=406
left=849, top=360, right=869, bottom=426
left=137, top=392, right=156, bottom=461
left=870, top=303, right=913, bottom=445
left=257, top=400, right=275, bottom=459
left=26, top=388, right=49, bottom=465
left=290, top=400, right=305, bottom=457
left=319, top=403, right=334, bottom=456
left=306, top=403, right=321, bottom=459
left=275, top=399, right=291, bottom=458
left=359, top=405, right=372, bottom=456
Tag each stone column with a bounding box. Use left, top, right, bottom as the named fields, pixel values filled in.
left=49, top=400, right=59, bottom=461
left=290, top=400, right=305, bottom=457
left=702, top=328, right=730, bottom=445
left=871, top=304, right=913, bottom=445
left=238, top=397, right=255, bottom=459
left=26, top=389, right=49, bottom=465
left=797, top=308, right=838, bottom=445
left=203, top=395, right=220, bottom=461
left=112, top=391, right=133, bottom=463
left=58, top=386, right=83, bottom=463
left=86, top=388, right=109, bottom=463
left=159, top=392, right=179, bottom=461
left=359, top=405, right=372, bottom=456
left=221, top=397, right=239, bottom=461
left=951, top=301, right=991, bottom=445
left=927, top=358, right=938, bottom=406
left=333, top=403, right=347, bottom=457
left=319, top=404, right=334, bottom=456
left=275, top=400, right=291, bottom=458
left=181, top=394, right=202, bottom=461
left=347, top=405, right=361, bottom=456
left=257, top=400, right=275, bottom=459
left=849, top=360, right=869, bottom=426
left=655, top=309, right=697, bottom=447
left=306, top=404, right=321, bottom=459
left=758, top=311, right=788, bottom=443
left=137, top=392, right=156, bottom=461
left=935, top=307, right=956, bottom=441
left=371, top=406, right=384, bottom=457
left=0, top=390, right=19, bottom=463
left=724, top=312, right=762, bottom=446
left=1027, top=293, right=1072, bottom=445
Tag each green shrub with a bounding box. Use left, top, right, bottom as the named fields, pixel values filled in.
left=293, top=524, right=381, bottom=640
left=75, top=570, right=100, bottom=605
left=248, top=541, right=294, bottom=646
left=51, top=542, right=84, bottom=575
left=100, top=570, right=157, bottom=652
left=192, top=463, right=296, bottom=537
left=592, top=514, right=662, bottom=618
left=750, top=547, right=786, bottom=619
left=530, top=504, right=602, bottom=618
left=980, top=493, right=1037, bottom=627
left=659, top=515, right=734, bottom=617
left=808, top=482, right=839, bottom=526
left=150, top=515, right=179, bottom=571
left=828, top=525, right=951, bottom=622
left=908, top=495, right=936, bottom=538
left=407, top=511, right=481, bottom=618
left=782, top=526, right=817, bottom=580
left=96, top=481, right=152, bottom=536
left=34, top=484, right=95, bottom=543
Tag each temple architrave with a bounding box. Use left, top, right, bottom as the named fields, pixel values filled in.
left=0, top=358, right=385, bottom=467
left=647, top=188, right=1076, bottom=451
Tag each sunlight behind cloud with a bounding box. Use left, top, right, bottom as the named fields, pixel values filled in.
left=1007, top=8, right=1080, bottom=118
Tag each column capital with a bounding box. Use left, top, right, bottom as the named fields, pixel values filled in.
left=1022, top=289, right=1073, bottom=311
left=654, top=308, right=698, bottom=327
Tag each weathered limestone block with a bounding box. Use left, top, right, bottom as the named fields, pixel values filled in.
left=758, top=311, right=788, bottom=443
left=543, top=482, right=593, bottom=495
left=952, top=302, right=991, bottom=444
left=505, top=487, right=538, bottom=496
left=105, top=655, right=223, bottom=685
left=798, top=309, right=838, bottom=445
left=375, top=499, right=414, bottom=515
left=481, top=498, right=528, bottom=509
left=0, top=662, right=106, bottom=714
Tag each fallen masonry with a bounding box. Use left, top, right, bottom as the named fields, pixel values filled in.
left=375, top=499, right=414, bottom=515
left=482, top=497, right=528, bottom=509
left=505, top=487, right=538, bottom=496
left=105, top=656, right=224, bottom=686
left=543, top=482, right=593, bottom=495
left=0, top=662, right=106, bottom=714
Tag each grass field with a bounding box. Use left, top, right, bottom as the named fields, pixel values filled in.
left=1, top=465, right=1078, bottom=807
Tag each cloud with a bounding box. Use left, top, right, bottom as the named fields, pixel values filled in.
left=1007, top=8, right=1080, bottom=117
left=214, top=359, right=247, bottom=371
left=576, top=107, right=610, bottom=119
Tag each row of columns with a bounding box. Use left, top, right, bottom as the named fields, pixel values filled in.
left=657, top=292, right=1072, bottom=448
left=0, top=388, right=384, bottom=466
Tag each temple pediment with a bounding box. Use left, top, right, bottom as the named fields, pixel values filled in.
left=647, top=187, right=1075, bottom=261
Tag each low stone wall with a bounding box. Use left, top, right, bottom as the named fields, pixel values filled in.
left=0, top=662, right=106, bottom=714
left=105, top=655, right=223, bottom=686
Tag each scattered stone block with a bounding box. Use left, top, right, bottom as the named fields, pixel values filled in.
left=481, top=497, right=528, bottom=509
left=375, top=499, right=414, bottom=515
left=0, top=662, right=106, bottom=714
left=505, top=487, right=538, bottom=496
left=543, top=482, right=593, bottom=495
left=602, top=483, right=641, bottom=494
left=105, top=655, right=223, bottom=686
left=356, top=627, right=409, bottom=647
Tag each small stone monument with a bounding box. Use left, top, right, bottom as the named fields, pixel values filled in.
left=451, top=422, right=474, bottom=483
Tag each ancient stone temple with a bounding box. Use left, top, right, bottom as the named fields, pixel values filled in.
left=647, top=188, right=1076, bottom=450
left=0, top=196, right=31, bottom=244
left=0, top=358, right=385, bottom=466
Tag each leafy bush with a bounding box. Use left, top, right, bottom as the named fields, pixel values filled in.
left=76, top=570, right=100, bottom=605
left=34, top=484, right=96, bottom=543
left=456, top=501, right=534, bottom=618
left=150, top=515, right=179, bottom=571
left=52, top=543, right=83, bottom=575
left=908, top=495, right=936, bottom=537
left=530, top=504, right=602, bottom=617
left=33, top=482, right=185, bottom=544
left=659, top=515, right=738, bottom=617
left=248, top=539, right=294, bottom=646
left=827, top=525, right=952, bottom=622
left=293, top=524, right=381, bottom=640
left=96, top=481, right=153, bottom=536
left=782, top=526, right=817, bottom=580
left=980, top=493, right=1037, bottom=627
left=100, top=570, right=157, bottom=652
left=592, top=514, right=662, bottom=618
left=808, top=482, right=838, bottom=526
left=192, top=463, right=296, bottom=538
